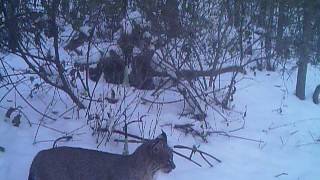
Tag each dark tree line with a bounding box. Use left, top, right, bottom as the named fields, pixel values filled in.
left=1, top=0, right=320, bottom=113
left=225, top=0, right=320, bottom=99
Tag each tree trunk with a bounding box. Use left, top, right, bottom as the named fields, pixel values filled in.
left=296, top=1, right=313, bottom=100
left=296, top=59, right=308, bottom=100
left=234, top=0, right=241, bottom=28
left=276, top=0, right=285, bottom=57
left=265, top=1, right=274, bottom=71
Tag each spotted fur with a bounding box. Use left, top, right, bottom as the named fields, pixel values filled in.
left=28, top=133, right=175, bottom=180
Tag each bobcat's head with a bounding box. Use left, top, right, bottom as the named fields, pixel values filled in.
left=134, top=131, right=175, bottom=174
left=148, top=131, right=175, bottom=173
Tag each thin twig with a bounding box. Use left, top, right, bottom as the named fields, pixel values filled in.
left=31, top=122, right=66, bottom=134
left=174, top=145, right=222, bottom=164
left=114, top=139, right=143, bottom=143
left=274, top=173, right=288, bottom=178
left=53, top=135, right=73, bottom=148
left=213, top=131, right=263, bottom=143
left=172, top=150, right=202, bottom=167
left=141, top=97, right=184, bottom=104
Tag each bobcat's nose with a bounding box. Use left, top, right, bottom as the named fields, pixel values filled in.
left=169, top=159, right=175, bottom=169
left=171, top=162, right=176, bottom=169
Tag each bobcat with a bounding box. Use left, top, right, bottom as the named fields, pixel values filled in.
left=28, top=132, right=175, bottom=180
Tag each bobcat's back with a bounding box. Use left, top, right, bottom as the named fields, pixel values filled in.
left=29, top=147, right=129, bottom=180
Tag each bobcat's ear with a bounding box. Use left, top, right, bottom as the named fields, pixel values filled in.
left=156, top=130, right=167, bottom=143
left=151, top=131, right=167, bottom=154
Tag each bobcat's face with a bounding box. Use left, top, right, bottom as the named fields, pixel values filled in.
left=149, top=132, right=176, bottom=173
left=158, top=146, right=175, bottom=173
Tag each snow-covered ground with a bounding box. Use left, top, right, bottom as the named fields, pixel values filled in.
left=0, top=59, right=319, bottom=179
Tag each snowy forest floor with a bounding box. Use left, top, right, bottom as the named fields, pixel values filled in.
left=0, top=62, right=320, bottom=180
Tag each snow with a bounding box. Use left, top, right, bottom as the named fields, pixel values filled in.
left=0, top=58, right=320, bottom=180
left=79, top=25, right=91, bottom=37
left=121, top=11, right=143, bottom=34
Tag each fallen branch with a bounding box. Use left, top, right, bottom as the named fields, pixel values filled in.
left=152, top=65, right=245, bottom=80
left=174, top=145, right=222, bottom=167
